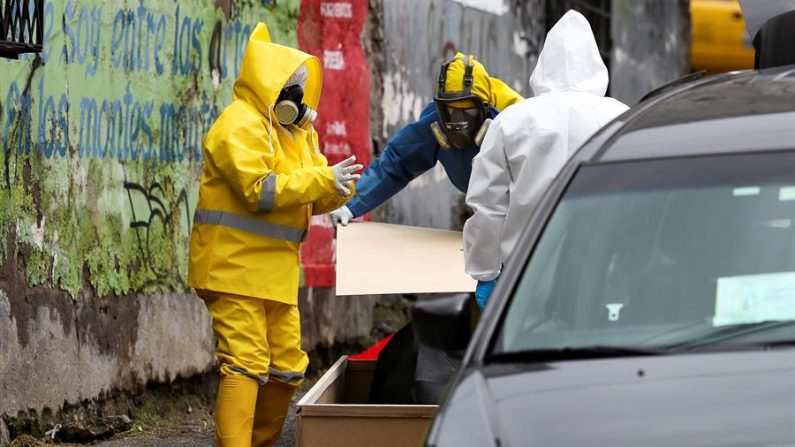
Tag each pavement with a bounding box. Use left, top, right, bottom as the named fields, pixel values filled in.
left=91, top=389, right=305, bottom=447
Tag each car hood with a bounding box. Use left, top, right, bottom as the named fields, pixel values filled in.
left=430, top=350, right=795, bottom=447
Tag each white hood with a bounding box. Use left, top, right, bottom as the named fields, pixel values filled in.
left=464, top=10, right=628, bottom=282
left=529, top=10, right=608, bottom=96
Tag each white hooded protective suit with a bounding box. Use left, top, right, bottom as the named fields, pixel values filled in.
left=463, top=10, right=629, bottom=281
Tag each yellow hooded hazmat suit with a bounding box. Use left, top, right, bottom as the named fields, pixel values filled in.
left=188, top=23, right=353, bottom=447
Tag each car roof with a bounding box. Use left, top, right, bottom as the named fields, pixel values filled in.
left=580, top=65, right=795, bottom=163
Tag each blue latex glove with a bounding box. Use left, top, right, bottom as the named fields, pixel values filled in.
left=475, top=279, right=496, bottom=310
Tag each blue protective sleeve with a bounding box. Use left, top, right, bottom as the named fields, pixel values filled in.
left=346, top=103, right=441, bottom=217
left=475, top=279, right=497, bottom=310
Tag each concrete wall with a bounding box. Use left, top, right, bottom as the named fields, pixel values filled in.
left=610, top=0, right=691, bottom=104
left=0, top=289, right=213, bottom=418
left=378, top=0, right=545, bottom=229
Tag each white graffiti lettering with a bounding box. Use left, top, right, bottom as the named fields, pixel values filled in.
left=320, top=2, right=352, bottom=19
left=324, top=142, right=351, bottom=156
left=326, top=121, right=347, bottom=136
left=323, top=50, right=345, bottom=70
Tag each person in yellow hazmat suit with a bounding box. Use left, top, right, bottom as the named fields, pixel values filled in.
left=188, top=23, right=362, bottom=447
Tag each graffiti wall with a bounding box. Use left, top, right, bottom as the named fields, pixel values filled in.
left=0, top=0, right=374, bottom=296
left=379, top=0, right=545, bottom=229
left=298, top=0, right=371, bottom=287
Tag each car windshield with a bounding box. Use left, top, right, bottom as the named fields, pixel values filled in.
left=492, top=152, right=795, bottom=357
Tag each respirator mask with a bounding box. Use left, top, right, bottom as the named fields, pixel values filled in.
left=274, top=84, right=317, bottom=128
left=431, top=56, right=491, bottom=150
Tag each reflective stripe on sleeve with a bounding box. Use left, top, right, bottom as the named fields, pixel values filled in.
left=258, top=174, right=276, bottom=213
left=193, top=209, right=308, bottom=243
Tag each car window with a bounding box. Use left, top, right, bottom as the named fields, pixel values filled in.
left=494, top=152, right=795, bottom=355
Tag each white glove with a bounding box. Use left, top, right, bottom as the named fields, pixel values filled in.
left=330, top=206, right=354, bottom=226
left=332, top=156, right=363, bottom=196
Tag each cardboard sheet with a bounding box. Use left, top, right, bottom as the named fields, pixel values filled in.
left=336, top=222, right=477, bottom=296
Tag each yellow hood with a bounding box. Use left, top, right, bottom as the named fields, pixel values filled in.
left=441, top=52, right=523, bottom=111
left=233, top=23, right=323, bottom=117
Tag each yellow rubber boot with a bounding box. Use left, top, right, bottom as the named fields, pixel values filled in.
left=251, top=381, right=296, bottom=447
left=215, top=375, right=260, bottom=447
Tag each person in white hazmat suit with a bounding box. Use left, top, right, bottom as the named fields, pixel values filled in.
left=464, top=10, right=629, bottom=309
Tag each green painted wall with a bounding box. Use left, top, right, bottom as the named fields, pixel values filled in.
left=0, top=0, right=299, bottom=297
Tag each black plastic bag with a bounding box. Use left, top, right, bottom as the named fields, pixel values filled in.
left=368, top=322, right=461, bottom=404
left=413, top=343, right=461, bottom=404
left=368, top=322, right=418, bottom=404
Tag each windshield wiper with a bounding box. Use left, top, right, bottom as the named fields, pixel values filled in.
left=671, top=320, right=795, bottom=351
left=487, top=345, right=668, bottom=363
left=763, top=339, right=795, bottom=347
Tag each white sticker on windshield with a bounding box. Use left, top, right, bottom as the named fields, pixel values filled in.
left=714, top=272, right=795, bottom=326
left=732, top=186, right=760, bottom=197
left=779, top=186, right=795, bottom=201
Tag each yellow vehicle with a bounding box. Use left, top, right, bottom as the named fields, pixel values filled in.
left=691, top=0, right=755, bottom=73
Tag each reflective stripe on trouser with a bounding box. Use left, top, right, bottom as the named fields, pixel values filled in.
left=198, top=291, right=308, bottom=387
left=193, top=209, right=308, bottom=243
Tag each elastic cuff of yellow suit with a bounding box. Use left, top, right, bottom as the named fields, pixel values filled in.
left=221, top=364, right=269, bottom=386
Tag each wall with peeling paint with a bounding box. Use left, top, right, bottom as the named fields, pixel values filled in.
left=379, top=0, right=546, bottom=229
left=0, top=290, right=214, bottom=419
left=298, top=0, right=372, bottom=287
left=610, top=0, right=691, bottom=105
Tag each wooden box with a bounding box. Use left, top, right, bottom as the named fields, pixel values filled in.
left=296, top=356, right=438, bottom=447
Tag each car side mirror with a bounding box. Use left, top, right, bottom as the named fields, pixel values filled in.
left=412, top=293, right=475, bottom=352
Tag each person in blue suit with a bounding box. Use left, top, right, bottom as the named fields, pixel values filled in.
left=329, top=52, right=523, bottom=226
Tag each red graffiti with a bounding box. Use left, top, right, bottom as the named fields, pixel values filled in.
left=442, top=41, right=458, bottom=61
left=298, top=0, right=371, bottom=287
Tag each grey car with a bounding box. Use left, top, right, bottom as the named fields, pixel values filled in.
left=414, top=66, right=795, bottom=447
